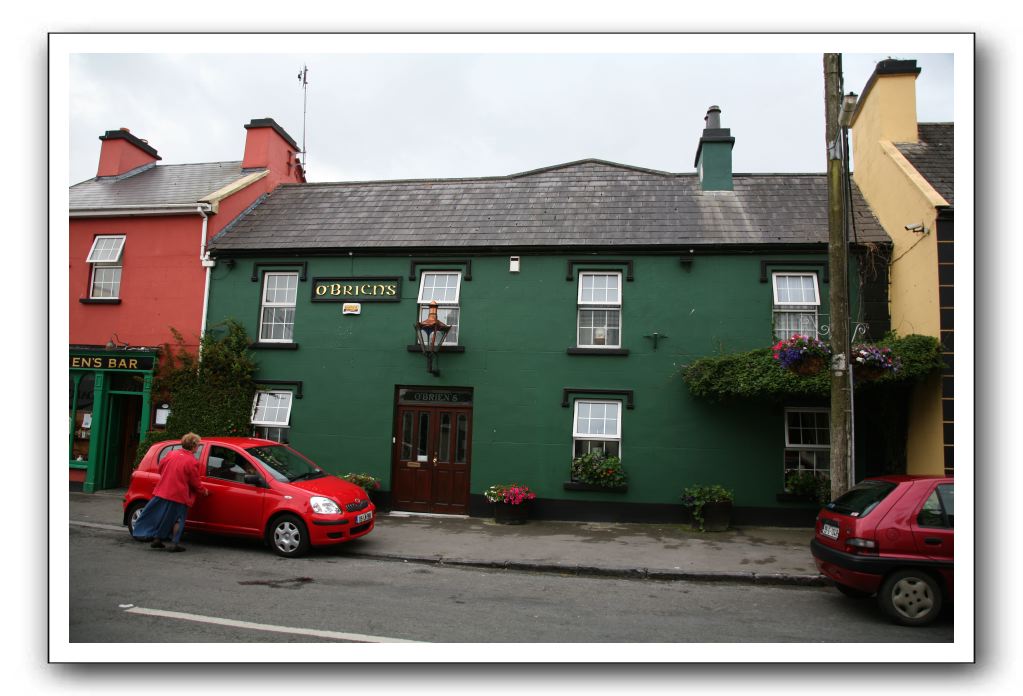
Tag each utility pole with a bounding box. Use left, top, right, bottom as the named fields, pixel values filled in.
left=824, top=53, right=852, bottom=499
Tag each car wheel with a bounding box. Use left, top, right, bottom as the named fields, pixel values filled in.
left=126, top=501, right=147, bottom=540
left=835, top=582, right=872, bottom=598
left=878, top=569, right=943, bottom=626
left=268, top=514, right=310, bottom=558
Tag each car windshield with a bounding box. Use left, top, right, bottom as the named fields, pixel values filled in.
left=825, top=480, right=898, bottom=517
left=246, top=445, right=326, bottom=483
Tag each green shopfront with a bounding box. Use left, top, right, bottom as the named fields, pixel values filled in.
left=69, top=348, right=158, bottom=492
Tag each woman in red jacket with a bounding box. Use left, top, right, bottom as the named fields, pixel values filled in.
left=132, top=432, right=209, bottom=552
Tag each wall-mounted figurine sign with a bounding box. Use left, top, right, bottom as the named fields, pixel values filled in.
left=342, top=303, right=362, bottom=315
left=311, top=277, right=401, bottom=302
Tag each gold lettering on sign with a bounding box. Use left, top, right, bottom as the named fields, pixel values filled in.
left=342, top=285, right=354, bottom=295
left=330, top=284, right=342, bottom=296
left=385, top=285, right=397, bottom=296
left=316, top=285, right=327, bottom=296
left=129, top=359, right=138, bottom=369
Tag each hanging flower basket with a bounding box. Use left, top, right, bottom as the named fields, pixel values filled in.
left=851, top=344, right=902, bottom=382
left=772, top=335, right=832, bottom=377
left=791, top=355, right=826, bottom=376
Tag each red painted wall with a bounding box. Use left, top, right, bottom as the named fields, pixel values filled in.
left=70, top=215, right=206, bottom=352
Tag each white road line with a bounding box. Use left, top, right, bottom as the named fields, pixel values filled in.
left=124, top=606, right=423, bottom=643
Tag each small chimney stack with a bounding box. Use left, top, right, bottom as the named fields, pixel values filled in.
left=242, top=117, right=303, bottom=181
left=96, top=128, right=160, bottom=178
left=693, top=105, right=735, bottom=191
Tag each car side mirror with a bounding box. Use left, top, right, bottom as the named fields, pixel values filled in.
left=243, top=474, right=265, bottom=487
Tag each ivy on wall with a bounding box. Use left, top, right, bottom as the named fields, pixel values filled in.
left=136, top=320, right=257, bottom=462
left=681, top=333, right=943, bottom=402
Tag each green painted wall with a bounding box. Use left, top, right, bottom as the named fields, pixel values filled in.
left=207, top=252, right=858, bottom=509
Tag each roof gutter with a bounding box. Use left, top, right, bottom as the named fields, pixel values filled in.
left=69, top=203, right=209, bottom=218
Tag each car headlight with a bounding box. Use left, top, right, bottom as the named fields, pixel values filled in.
left=310, top=496, right=341, bottom=514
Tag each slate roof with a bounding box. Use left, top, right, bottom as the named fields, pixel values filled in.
left=895, top=123, right=954, bottom=206
left=69, top=161, right=249, bottom=210
left=208, top=159, right=888, bottom=252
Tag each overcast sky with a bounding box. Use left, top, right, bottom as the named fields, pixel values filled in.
left=66, top=42, right=956, bottom=186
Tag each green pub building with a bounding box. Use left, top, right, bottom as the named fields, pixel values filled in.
left=204, top=108, right=891, bottom=524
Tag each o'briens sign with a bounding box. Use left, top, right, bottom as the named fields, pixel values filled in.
left=311, top=277, right=402, bottom=302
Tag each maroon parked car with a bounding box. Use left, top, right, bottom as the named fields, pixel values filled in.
left=811, top=475, right=953, bottom=626
left=124, top=437, right=375, bottom=558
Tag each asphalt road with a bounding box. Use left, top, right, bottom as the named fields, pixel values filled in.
left=67, top=523, right=953, bottom=644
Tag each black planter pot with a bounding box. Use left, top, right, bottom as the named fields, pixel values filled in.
left=694, top=501, right=732, bottom=532
left=494, top=502, right=530, bottom=525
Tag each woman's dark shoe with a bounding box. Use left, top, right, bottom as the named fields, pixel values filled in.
left=168, top=545, right=186, bottom=552
left=150, top=540, right=166, bottom=549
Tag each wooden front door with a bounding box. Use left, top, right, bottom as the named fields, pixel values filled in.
left=392, top=401, right=472, bottom=514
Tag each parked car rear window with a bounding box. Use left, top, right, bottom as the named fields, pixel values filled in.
left=825, top=480, right=898, bottom=517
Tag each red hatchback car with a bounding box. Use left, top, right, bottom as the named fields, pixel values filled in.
left=811, top=475, right=953, bottom=626
left=123, top=437, right=375, bottom=558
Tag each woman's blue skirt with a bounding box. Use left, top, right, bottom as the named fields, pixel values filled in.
left=132, top=497, right=188, bottom=543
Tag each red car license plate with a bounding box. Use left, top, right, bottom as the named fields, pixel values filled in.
left=820, top=522, right=839, bottom=540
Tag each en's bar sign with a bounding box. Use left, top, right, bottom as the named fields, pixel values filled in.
left=311, top=277, right=402, bottom=302
left=70, top=354, right=155, bottom=371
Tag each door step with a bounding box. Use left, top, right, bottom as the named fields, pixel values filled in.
left=387, top=511, right=470, bottom=519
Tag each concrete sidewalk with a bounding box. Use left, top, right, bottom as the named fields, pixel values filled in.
left=69, top=491, right=824, bottom=586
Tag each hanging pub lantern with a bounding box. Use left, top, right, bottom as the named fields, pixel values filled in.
left=414, top=300, right=452, bottom=376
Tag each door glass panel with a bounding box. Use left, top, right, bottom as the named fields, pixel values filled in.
left=417, top=412, right=431, bottom=461
left=72, top=373, right=95, bottom=462
left=455, top=414, right=468, bottom=463
left=401, top=411, right=413, bottom=460
left=438, top=413, right=452, bottom=462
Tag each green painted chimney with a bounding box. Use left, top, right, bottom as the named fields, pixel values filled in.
left=693, top=105, right=735, bottom=191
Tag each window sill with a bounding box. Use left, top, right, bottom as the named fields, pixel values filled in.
left=249, top=342, right=300, bottom=350
left=406, top=345, right=465, bottom=353
left=79, top=298, right=121, bottom=305
left=566, top=347, right=629, bottom=356
left=563, top=481, right=629, bottom=493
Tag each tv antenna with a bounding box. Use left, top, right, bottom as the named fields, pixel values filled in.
left=297, top=64, right=308, bottom=169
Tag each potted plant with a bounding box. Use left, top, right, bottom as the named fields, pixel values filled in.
left=782, top=470, right=831, bottom=504
left=680, top=484, right=735, bottom=531
left=342, top=472, right=383, bottom=508
left=851, top=344, right=902, bottom=381
left=565, top=451, right=628, bottom=492
left=484, top=483, right=537, bottom=524
left=772, top=334, right=832, bottom=376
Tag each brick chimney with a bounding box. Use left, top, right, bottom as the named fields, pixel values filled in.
left=693, top=105, right=735, bottom=191
left=97, top=128, right=161, bottom=178
left=242, top=118, right=305, bottom=181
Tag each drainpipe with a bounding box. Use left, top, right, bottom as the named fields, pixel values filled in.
left=197, top=204, right=215, bottom=358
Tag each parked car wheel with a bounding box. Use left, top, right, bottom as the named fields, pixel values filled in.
left=268, top=514, right=310, bottom=558
left=835, top=582, right=872, bottom=598
left=878, top=569, right=943, bottom=626
left=126, top=501, right=147, bottom=540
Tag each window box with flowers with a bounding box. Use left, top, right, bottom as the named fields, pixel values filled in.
left=772, top=334, right=833, bottom=376
left=484, top=483, right=537, bottom=524
left=564, top=451, right=629, bottom=492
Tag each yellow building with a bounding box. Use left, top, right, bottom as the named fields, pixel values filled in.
left=850, top=59, right=954, bottom=476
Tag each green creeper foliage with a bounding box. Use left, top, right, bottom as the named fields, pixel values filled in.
left=136, top=320, right=257, bottom=463
left=681, top=333, right=942, bottom=402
